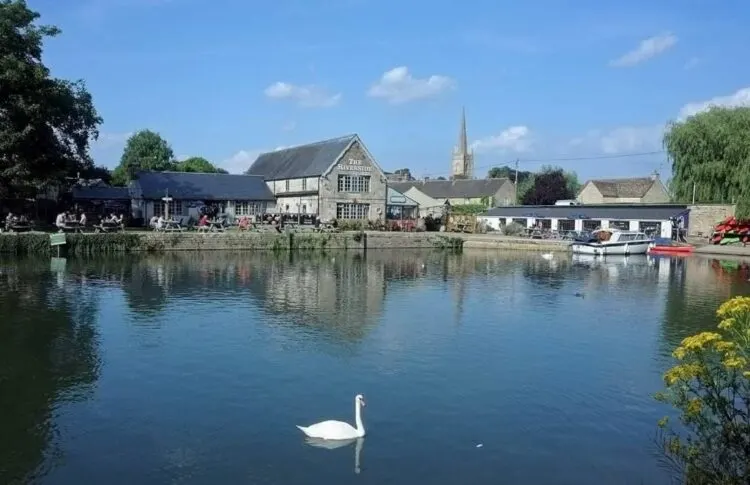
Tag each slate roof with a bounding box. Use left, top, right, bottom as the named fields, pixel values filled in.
left=246, top=134, right=356, bottom=180
left=386, top=186, right=418, bottom=207
left=484, top=204, right=689, bottom=220
left=584, top=177, right=658, bottom=198
left=72, top=186, right=131, bottom=200
left=390, top=178, right=511, bottom=200
left=132, top=171, right=275, bottom=201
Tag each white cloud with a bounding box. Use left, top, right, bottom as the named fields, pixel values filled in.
left=609, top=33, right=677, bottom=67
left=367, top=66, right=455, bottom=104
left=567, top=125, right=664, bottom=155
left=263, top=82, right=341, bottom=108
left=281, top=120, right=297, bottom=132
left=678, top=86, right=750, bottom=119
left=220, top=146, right=288, bottom=174
left=471, top=126, right=533, bottom=153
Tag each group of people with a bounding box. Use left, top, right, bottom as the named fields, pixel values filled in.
left=3, top=212, right=30, bottom=231
left=54, top=211, right=124, bottom=232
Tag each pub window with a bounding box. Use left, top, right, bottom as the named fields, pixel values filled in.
left=609, top=220, right=630, bottom=230
left=558, top=219, right=575, bottom=231
left=336, top=203, right=370, bottom=219
left=153, top=200, right=183, bottom=217
left=512, top=218, right=527, bottom=226
left=235, top=201, right=262, bottom=215
left=582, top=219, right=601, bottom=231
left=302, top=178, right=307, bottom=190
left=285, top=180, right=290, bottom=192
left=337, top=175, right=370, bottom=193
left=639, top=221, right=662, bottom=236
left=536, top=219, right=552, bottom=229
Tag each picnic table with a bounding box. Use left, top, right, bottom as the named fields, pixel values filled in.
left=155, top=220, right=184, bottom=232
left=60, top=222, right=85, bottom=233
left=94, top=221, right=124, bottom=233
left=3, top=222, right=32, bottom=233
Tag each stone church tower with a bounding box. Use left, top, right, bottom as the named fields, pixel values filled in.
left=451, top=107, right=474, bottom=179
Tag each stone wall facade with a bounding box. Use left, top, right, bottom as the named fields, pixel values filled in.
left=688, top=204, right=736, bottom=236
left=318, top=141, right=387, bottom=222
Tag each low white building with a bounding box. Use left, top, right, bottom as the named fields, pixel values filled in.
left=478, top=204, right=690, bottom=239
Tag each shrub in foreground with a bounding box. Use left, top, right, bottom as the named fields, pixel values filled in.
left=656, top=296, right=750, bottom=484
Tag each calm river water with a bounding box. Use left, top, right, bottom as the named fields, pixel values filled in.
left=1, top=250, right=749, bottom=485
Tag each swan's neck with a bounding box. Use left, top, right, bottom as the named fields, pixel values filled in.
left=354, top=400, right=365, bottom=435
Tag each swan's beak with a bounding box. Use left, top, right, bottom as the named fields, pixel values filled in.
left=360, top=399, right=366, bottom=407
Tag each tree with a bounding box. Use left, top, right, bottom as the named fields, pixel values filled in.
left=176, top=156, right=227, bottom=174
left=655, top=296, right=750, bottom=484
left=521, top=168, right=574, bottom=205
left=540, top=164, right=580, bottom=197
left=111, top=130, right=175, bottom=185
left=436, top=176, right=447, bottom=180
left=0, top=0, right=102, bottom=199
left=393, top=168, right=413, bottom=180
left=664, top=107, right=750, bottom=217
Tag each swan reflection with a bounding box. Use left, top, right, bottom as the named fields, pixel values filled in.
left=304, top=437, right=364, bottom=474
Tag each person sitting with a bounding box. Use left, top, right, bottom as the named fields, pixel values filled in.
left=55, top=212, right=66, bottom=232
left=79, top=212, right=87, bottom=227
left=156, top=215, right=165, bottom=230
left=238, top=216, right=249, bottom=230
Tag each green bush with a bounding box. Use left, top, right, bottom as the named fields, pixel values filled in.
left=0, top=232, right=144, bottom=255
left=502, top=222, right=525, bottom=236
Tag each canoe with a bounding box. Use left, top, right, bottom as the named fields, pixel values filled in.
left=648, top=245, right=694, bottom=254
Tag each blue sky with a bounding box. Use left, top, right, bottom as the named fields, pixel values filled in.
left=33, top=0, right=750, bottom=181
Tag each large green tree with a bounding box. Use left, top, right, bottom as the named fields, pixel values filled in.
left=664, top=106, right=750, bottom=217
left=111, top=130, right=175, bottom=185
left=0, top=0, right=102, bottom=199
left=176, top=156, right=227, bottom=174
left=521, top=167, right=576, bottom=205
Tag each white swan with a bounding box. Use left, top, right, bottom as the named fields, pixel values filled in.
left=541, top=252, right=554, bottom=260
left=296, top=394, right=366, bottom=440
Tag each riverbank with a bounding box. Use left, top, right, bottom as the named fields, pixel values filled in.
left=0, top=231, right=465, bottom=255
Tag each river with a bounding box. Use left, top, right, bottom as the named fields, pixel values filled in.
left=1, top=250, right=748, bottom=485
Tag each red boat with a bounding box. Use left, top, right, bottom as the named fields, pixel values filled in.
left=648, top=245, right=694, bottom=254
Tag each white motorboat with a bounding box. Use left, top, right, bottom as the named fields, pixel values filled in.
left=570, top=229, right=653, bottom=256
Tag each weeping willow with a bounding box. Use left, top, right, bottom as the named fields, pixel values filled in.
left=664, top=106, right=750, bottom=217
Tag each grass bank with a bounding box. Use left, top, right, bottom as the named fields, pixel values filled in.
left=0, top=231, right=465, bottom=255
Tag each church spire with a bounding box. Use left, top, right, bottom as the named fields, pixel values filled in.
left=459, top=106, right=468, bottom=154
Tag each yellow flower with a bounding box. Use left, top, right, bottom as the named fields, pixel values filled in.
left=717, top=296, right=750, bottom=319
left=686, top=399, right=702, bottom=416
left=718, top=318, right=736, bottom=330
left=723, top=356, right=748, bottom=369
left=743, top=371, right=750, bottom=379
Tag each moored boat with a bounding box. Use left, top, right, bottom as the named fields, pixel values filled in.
left=570, top=228, right=653, bottom=256
left=647, top=244, right=694, bottom=254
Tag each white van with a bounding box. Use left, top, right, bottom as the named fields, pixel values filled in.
left=554, top=200, right=580, bottom=206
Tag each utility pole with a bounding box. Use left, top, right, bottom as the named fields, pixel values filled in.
left=692, top=182, right=696, bottom=205
left=513, top=159, right=519, bottom=205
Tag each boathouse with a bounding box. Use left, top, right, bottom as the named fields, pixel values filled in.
left=478, top=204, right=690, bottom=238
left=246, top=134, right=387, bottom=222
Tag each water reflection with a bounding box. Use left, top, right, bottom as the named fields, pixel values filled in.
left=304, top=437, right=364, bottom=474
left=3, top=251, right=750, bottom=484
left=0, top=259, right=102, bottom=485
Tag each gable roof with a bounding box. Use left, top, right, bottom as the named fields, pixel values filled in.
left=246, top=134, right=357, bottom=180
left=132, top=171, right=275, bottom=201
left=583, top=177, right=658, bottom=198
left=386, top=186, right=418, bottom=207
left=72, top=186, right=131, bottom=200
left=390, top=178, right=511, bottom=200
